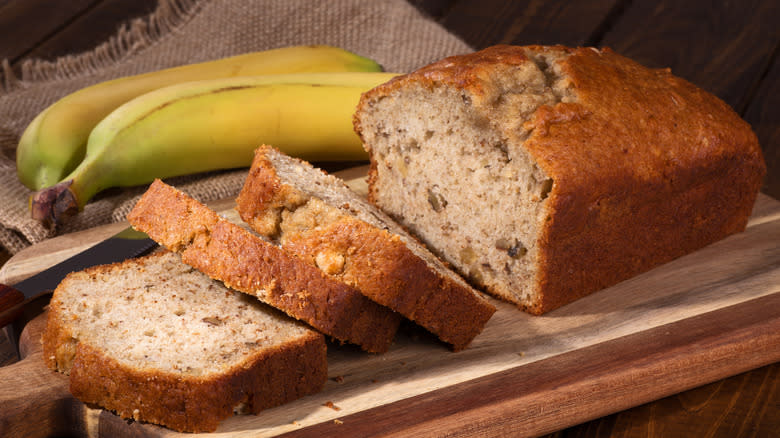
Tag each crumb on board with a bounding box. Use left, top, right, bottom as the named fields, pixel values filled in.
left=330, top=375, right=345, bottom=383
left=334, top=419, right=343, bottom=425
left=324, top=401, right=341, bottom=411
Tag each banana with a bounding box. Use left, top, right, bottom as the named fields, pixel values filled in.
left=30, top=71, right=399, bottom=227
left=17, top=45, right=382, bottom=190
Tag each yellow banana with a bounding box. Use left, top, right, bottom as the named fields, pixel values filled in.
left=17, top=45, right=383, bottom=190
left=30, top=71, right=399, bottom=227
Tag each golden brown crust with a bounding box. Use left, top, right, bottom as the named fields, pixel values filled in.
left=128, top=180, right=400, bottom=352
left=41, top=251, right=328, bottom=433
left=355, top=44, right=545, bottom=106
left=66, top=334, right=326, bottom=433
left=357, top=45, right=766, bottom=314
left=237, top=146, right=496, bottom=350
left=526, top=47, right=765, bottom=313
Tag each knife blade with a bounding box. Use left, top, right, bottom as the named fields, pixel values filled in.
left=0, top=226, right=158, bottom=357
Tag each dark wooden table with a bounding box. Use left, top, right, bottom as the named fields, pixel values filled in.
left=1, top=0, right=778, bottom=437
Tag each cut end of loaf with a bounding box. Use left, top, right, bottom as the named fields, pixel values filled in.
left=356, top=44, right=765, bottom=315
left=356, top=46, right=575, bottom=312
left=45, top=251, right=314, bottom=375
left=42, top=251, right=327, bottom=432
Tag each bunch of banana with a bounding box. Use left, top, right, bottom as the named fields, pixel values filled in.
left=29, top=71, right=399, bottom=227
left=17, top=45, right=382, bottom=191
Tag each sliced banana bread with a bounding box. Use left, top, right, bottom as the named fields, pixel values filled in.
left=127, top=179, right=400, bottom=353
left=354, top=44, right=766, bottom=314
left=236, top=145, right=496, bottom=351
left=42, top=251, right=327, bottom=433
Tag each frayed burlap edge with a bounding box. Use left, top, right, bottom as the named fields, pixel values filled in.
left=0, top=0, right=204, bottom=95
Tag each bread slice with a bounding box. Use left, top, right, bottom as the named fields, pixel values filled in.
left=42, top=251, right=326, bottom=433
left=354, top=45, right=766, bottom=315
left=236, top=145, right=496, bottom=351
left=127, top=179, right=400, bottom=353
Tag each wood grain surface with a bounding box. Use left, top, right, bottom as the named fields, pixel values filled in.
left=1, top=0, right=779, bottom=436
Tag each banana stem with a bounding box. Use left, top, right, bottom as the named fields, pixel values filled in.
left=29, top=180, right=79, bottom=228
left=29, top=146, right=117, bottom=228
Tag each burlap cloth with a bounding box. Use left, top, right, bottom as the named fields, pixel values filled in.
left=0, top=0, right=472, bottom=255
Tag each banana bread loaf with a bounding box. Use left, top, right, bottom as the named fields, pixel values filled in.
left=127, top=179, right=400, bottom=352
left=42, top=251, right=327, bottom=433
left=354, top=44, right=766, bottom=314
left=236, top=145, right=496, bottom=350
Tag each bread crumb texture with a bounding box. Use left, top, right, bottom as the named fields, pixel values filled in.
left=42, top=251, right=327, bottom=432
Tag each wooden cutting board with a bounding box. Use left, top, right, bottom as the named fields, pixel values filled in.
left=1, top=168, right=779, bottom=438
